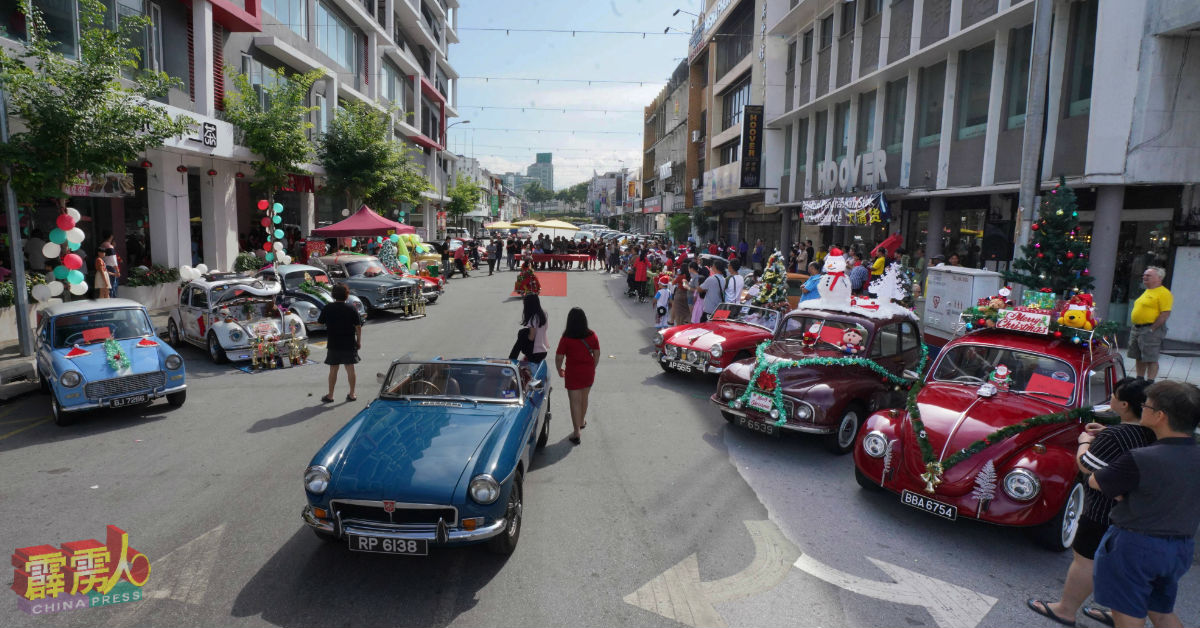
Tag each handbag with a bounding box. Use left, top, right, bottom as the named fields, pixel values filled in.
left=509, top=326, right=534, bottom=360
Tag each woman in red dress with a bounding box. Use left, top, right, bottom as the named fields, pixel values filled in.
left=555, top=307, right=600, bottom=445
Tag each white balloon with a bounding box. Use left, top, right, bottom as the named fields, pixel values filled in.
left=65, top=227, right=85, bottom=243
left=41, top=242, right=61, bottom=258
left=180, top=265, right=193, bottom=279
left=66, top=207, right=81, bottom=222
left=47, top=281, right=64, bottom=296
left=273, top=241, right=284, bottom=251
left=341, top=208, right=350, bottom=217
left=280, top=255, right=292, bottom=265
left=195, top=263, right=209, bottom=274
left=68, top=281, right=88, bottom=295
left=185, top=268, right=199, bottom=280
left=31, top=284, right=50, bottom=302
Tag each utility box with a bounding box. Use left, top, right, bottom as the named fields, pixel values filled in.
left=923, top=266, right=1004, bottom=345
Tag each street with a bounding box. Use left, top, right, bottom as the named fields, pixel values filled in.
left=3, top=269, right=1198, bottom=628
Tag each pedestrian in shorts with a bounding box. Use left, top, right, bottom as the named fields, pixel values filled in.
left=1128, top=267, right=1172, bottom=381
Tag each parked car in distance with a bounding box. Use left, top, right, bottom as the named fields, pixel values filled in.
left=654, top=303, right=782, bottom=375
left=516, top=228, right=533, bottom=240
left=853, top=328, right=1124, bottom=551
left=37, top=299, right=187, bottom=425
left=313, top=253, right=423, bottom=313
left=301, top=358, right=552, bottom=555
left=167, top=274, right=307, bottom=364
left=711, top=305, right=923, bottom=453
left=256, top=264, right=366, bottom=333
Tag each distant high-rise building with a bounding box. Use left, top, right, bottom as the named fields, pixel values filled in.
left=527, top=153, right=554, bottom=191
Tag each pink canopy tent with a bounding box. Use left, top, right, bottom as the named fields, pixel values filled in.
left=310, top=205, right=415, bottom=237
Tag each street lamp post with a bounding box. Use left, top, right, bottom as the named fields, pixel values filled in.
left=441, top=120, right=470, bottom=238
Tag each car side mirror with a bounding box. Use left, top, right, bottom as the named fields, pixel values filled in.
left=528, top=379, right=545, bottom=391
left=902, top=369, right=921, bottom=382
left=376, top=372, right=386, bottom=383
left=1091, top=403, right=1111, bottom=415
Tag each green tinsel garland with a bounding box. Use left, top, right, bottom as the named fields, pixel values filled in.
left=297, top=281, right=333, bottom=303
left=104, top=338, right=130, bottom=371
left=733, top=341, right=929, bottom=426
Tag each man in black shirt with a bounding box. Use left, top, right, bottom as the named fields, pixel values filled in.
left=1090, top=380, right=1200, bottom=628
left=317, top=284, right=362, bottom=403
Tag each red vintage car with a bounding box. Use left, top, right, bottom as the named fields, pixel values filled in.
left=709, top=306, right=924, bottom=453
left=653, top=303, right=782, bottom=376
left=852, top=328, right=1123, bottom=551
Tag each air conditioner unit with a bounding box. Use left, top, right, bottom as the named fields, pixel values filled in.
left=692, top=130, right=701, bottom=143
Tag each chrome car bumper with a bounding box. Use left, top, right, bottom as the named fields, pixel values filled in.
left=710, top=399, right=834, bottom=435
left=301, top=505, right=506, bottom=543
left=61, top=383, right=187, bottom=413
left=655, top=350, right=723, bottom=374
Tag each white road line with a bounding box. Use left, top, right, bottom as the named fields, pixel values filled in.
left=104, top=523, right=226, bottom=626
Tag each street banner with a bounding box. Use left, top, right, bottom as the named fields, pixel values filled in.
left=739, top=105, right=763, bottom=189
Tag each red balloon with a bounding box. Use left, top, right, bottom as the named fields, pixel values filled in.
left=257, top=199, right=269, bottom=210
left=63, top=253, right=83, bottom=270
left=56, top=214, right=76, bottom=231
left=263, top=242, right=273, bottom=252
left=261, top=217, right=270, bottom=227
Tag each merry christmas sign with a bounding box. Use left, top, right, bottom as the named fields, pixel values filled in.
left=995, top=309, right=1051, bottom=335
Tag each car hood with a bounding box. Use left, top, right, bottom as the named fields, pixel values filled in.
left=721, top=344, right=853, bottom=388
left=665, top=321, right=770, bottom=351
left=53, top=337, right=163, bottom=378
left=900, top=383, right=1075, bottom=493
left=329, top=402, right=518, bottom=504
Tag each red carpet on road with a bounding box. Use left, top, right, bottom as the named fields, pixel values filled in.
left=512, top=271, right=567, bottom=297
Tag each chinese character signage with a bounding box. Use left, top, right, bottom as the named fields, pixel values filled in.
left=800, top=193, right=891, bottom=226
left=63, top=173, right=135, bottom=198
left=11, top=526, right=150, bottom=615
left=201, top=122, right=218, bottom=148
left=739, top=105, right=763, bottom=189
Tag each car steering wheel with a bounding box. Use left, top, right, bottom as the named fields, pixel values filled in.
left=951, top=375, right=985, bottom=383
left=409, top=379, right=442, bottom=394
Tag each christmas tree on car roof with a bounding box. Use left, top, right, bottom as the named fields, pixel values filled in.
left=1003, top=177, right=1094, bottom=299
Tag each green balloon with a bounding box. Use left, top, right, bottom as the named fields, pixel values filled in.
left=67, top=240, right=81, bottom=251
left=67, top=269, right=84, bottom=284
left=272, top=215, right=282, bottom=224
left=265, top=252, right=274, bottom=262
left=54, top=265, right=69, bottom=279
left=390, top=234, right=400, bottom=243
left=273, top=229, right=284, bottom=239
left=350, top=239, right=357, bottom=247
left=272, top=202, right=283, bottom=212
left=49, top=228, right=67, bottom=244
left=398, top=255, right=409, bottom=265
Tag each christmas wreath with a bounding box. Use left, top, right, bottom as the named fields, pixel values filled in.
left=104, top=338, right=130, bottom=371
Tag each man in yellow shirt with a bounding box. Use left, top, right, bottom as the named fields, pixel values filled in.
left=1128, top=266, right=1172, bottom=381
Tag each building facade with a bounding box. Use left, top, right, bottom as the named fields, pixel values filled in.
left=766, top=0, right=1200, bottom=338
left=3, top=0, right=461, bottom=269
left=526, top=152, right=554, bottom=192
left=641, top=60, right=690, bottom=235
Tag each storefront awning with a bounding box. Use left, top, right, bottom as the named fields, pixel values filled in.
left=796, top=193, right=890, bottom=227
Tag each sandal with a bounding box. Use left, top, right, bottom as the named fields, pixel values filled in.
left=320, top=394, right=335, bottom=403
left=1082, top=607, right=1114, bottom=627
left=568, top=435, right=581, bottom=445
left=1026, top=599, right=1076, bottom=627
left=346, top=394, right=357, bottom=401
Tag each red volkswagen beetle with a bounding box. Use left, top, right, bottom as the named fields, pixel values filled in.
left=653, top=303, right=782, bottom=376
left=852, top=328, right=1123, bottom=551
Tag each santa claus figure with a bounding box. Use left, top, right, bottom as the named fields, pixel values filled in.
left=818, top=247, right=851, bottom=303
left=801, top=323, right=821, bottom=348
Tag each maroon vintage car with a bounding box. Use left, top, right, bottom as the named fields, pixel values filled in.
left=710, top=306, right=923, bottom=453
left=852, top=328, right=1123, bottom=551
left=653, top=303, right=782, bottom=375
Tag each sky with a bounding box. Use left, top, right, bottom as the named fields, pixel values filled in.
left=450, top=0, right=705, bottom=190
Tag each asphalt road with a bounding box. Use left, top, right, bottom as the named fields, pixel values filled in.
left=2, top=267, right=1197, bottom=628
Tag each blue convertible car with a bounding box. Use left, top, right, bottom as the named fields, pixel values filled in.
left=35, top=299, right=187, bottom=426
left=301, top=358, right=552, bottom=555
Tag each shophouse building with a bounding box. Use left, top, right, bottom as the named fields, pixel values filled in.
left=641, top=60, right=689, bottom=235
left=3, top=0, right=460, bottom=272
left=765, top=0, right=1200, bottom=338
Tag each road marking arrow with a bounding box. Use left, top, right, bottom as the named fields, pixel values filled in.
left=140, top=523, right=226, bottom=604
left=793, top=554, right=998, bottom=628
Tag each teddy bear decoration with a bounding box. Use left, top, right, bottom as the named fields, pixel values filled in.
left=1057, top=293, right=1097, bottom=331
left=839, top=326, right=866, bottom=355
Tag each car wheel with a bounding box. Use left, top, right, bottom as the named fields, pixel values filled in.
left=37, top=367, right=49, bottom=394
left=854, top=465, right=885, bottom=492
left=826, top=405, right=863, bottom=455
left=51, top=395, right=74, bottom=426
left=167, top=319, right=180, bottom=346
left=488, top=473, right=523, bottom=555
left=1030, top=480, right=1085, bottom=552
left=167, top=390, right=187, bottom=407
left=207, top=333, right=228, bottom=364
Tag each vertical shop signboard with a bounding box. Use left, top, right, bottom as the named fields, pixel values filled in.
left=739, top=105, right=763, bottom=189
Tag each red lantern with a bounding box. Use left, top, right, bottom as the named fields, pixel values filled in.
left=257, top=199, right=269, bottom=210
left=236, top=172, right=245, bottom=179
left=207, top=169, right=217, bottom=176
left=176, top=165, right=188, bottom=173
left=56, top=214, right=75, bottom=231
left=140, top=159, right=152, bottom=168
left=62, top=253, right=83, bottom=270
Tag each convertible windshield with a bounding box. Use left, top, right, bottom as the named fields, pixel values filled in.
left=932, top=345, right=1076, bottom=405
left=283, top=271, right=330, bottom=291
left=382, top=362, right=521, bottom=402
left=346, top=259, right=387, bottom=277
left=53, top=309, right=154, bottom=348
left=780, top=316, right=870, bottom=350
left=712, top=304, right=780, bottom=332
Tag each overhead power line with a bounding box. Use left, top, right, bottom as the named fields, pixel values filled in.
left=457, top=27, right=688, bottom=37
left=460, top=76, right=664, bottom=86
left=457, top=105, right=643, bottom=114
left=449, top=127, right=641, bottom=135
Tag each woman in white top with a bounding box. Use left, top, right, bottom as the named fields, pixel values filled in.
left=509, top=294, right=549, bottom=363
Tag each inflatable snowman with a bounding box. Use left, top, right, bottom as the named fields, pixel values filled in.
left=817, top=247, right=852, bottom=303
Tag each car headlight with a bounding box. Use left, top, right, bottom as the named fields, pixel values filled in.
left=722, top=386, right=735, bottom=400
left=862, top=431, right=888, bottom=458
left=664, top=345, right=679, bottom=359
left=378, top=286, right=388, bottom=295
left=165, top=354, right=183, bottom=370
left=1003, top=469, right=1041, bottom=501
left=469, top=474, right=501, bottom=504
left=654, top=331, right=664, bottom=346
left=60, top=370, right=82, bottom=388
left=229, top=329, right=243, bottom=343
left=795, top=403, right=813, bottom=420
left=768, top=408, right=780, bottom=420
left=308, top=309, right=318, bottom=320
left=304, top=465, right=330, bottom=494
left=709, top=343, right=723, bottom=359
left=352, top=300, right=365, bottom=313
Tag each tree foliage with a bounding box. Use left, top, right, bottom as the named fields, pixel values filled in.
left=554, top=181, right=588, bottom=206
left=445, top=174, right=481, bottom=221
left=318, top=101, right=429, bottom=210
left=523, top=181, right=554, bottom=205
left=1003, top=178, right=1094, bottom=296
left=0, top=0, right=192, bottom=207
left=667, top=213, right=691, bottom=242
left=222, top=65, right=323, bottom=198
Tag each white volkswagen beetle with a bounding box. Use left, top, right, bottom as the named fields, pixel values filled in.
left=166, top=273, right=307, bottom=364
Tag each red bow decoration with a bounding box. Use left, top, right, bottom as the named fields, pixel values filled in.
left=755, top=372, right=778, bottom=392
left=1039, top=287, right=1053, bottom=293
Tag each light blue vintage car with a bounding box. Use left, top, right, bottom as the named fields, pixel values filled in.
left=35, top=299, right=187, bottom=426
left=301, top=358, right=552, bottom=556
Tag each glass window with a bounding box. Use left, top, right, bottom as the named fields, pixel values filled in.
left=932, top=345, right=1076, bottom=405
left=871, top=324, right=900, bottom=357
left=1066, top=0, right=1097, bottom=117
left=242, top=55, right=282, bottom=109
left=1005, top=24, right=1033, bottom=129
left=315, top=93, right=328, bottom=133
left=719, top=139, right=740, bottom=166
left=801, top=29, right=813, bottom=62
left=813, top=110, right=828, bottom=163
left=857, top=90, right=876, bottom=155
left=900, top=322, right=920, bottom=352
left=917, top=62, right=946, bottom=148
left=786, top=41, right=796, bottom=76
left=841, top=1, right=856, bottom=36
left=146, top=2, right=162, bottom=72
left=883, top=78, right=906, bottom=154
left=862, top=0, right=882, bottom=21
left=0, top=0, right=80, bottom=58
left=715, top=4, right=753, bottom=78
left=797, top=119, right=808, bottom=168
left=315, top=1, right=358, bottom=73
left=833, top=101, right=850, bottom=159
left=720, top=75, right=751, bottom=131
left=1087, top=366, right=1112, bottom=408
left=957, top=42, right=992, bottom=140
left=263, top=0, right=306, bottom=38
left=783, top=124, right=793, bottom=170
left=819, top=15, right=833, bottom=49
